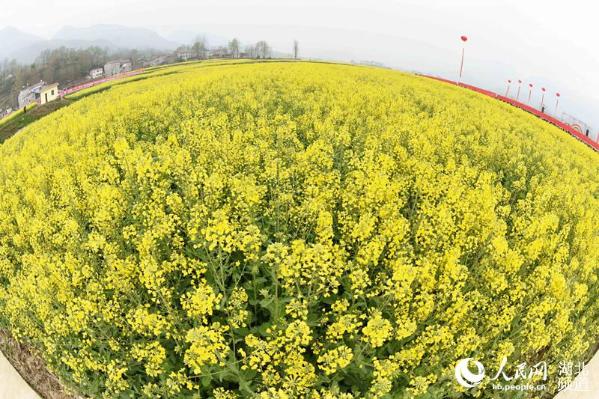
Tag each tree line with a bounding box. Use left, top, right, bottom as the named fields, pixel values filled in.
left=175, top=38, right=276, bottom=60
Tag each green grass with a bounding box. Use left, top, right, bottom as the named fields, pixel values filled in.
left=0, top=103, right=37, bottom=127
left=0, top=100, right=73, bottom=143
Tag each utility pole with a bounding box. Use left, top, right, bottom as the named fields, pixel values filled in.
left=293, top=40, right=299, bottom=59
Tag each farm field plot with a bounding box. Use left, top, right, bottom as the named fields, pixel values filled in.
left=0, top=61, right=598, bottom=398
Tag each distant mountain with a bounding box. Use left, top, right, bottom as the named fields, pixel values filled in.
left=53, top=25, right=179, bottom=51
left=0, top=25, right=181, bottom=64
left=0, top=27, right=43, bottom=60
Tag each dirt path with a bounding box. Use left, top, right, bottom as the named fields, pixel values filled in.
left=0, top=330, right=75, bottom=399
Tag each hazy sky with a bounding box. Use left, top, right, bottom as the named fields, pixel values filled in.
left=2, top=0, right=598, bottom=137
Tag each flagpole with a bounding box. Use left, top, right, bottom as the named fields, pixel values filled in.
left=528, top=83, right=533, bottom=103
left=458, top=35, right=468, bottom=85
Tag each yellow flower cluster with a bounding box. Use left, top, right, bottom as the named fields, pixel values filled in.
left=184, top=323, right=229, bottom=373
left=131, top=341, right=166, bottom=377
left=0, top=60, right=598, bottom=398
left=362, top=311, right=393, bottom=348
left=317, top=345, right=353, bottom=375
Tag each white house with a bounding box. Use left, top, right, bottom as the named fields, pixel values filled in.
left=176, top=49, right=193, bottom=61
left=89, top=67, right=104, bottom=79
left=40, top=83, right=59, bottom=105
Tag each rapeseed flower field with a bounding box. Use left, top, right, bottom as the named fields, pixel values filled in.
left=0, top=61, right=598, bottom=398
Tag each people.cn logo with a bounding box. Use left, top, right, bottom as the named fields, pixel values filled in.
left=455, top=358, right=486, bottom=388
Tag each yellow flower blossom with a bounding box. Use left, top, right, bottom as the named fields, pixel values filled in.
left=0, top=60, right=597, bottom=399
left=184, top=323, right=230, bottom=373
left=317, top=345, right=353, bottom=375
left=362, top=311, right=393, bottom=348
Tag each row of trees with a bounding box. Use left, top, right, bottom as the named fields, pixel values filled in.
left=176, top=38, right=299, bottom=61
left=248, top=41, right=272, bottom=59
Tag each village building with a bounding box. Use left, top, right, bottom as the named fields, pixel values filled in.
left=103, top=60, right=132, bottom=77
left=17, top=81, right=45, bottom=108
left=89, top=67, right=104, bottom=79
left=146, top=55, right=168, bottom=67
left=121, top=61, right=132, bottom=72
left=176, top=50, right=193, bottom=61
left=40, top=83, right=59, bottom=105
left=209, top=48, right=231, bottom=58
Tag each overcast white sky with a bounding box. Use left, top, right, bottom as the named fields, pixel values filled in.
left=2, top=0, right=598, bottom=136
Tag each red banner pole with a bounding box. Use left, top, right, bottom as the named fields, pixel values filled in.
left=458, top=35, right=468, bottom=86
left=458, top=47, right=465, bottom=85
left=528, top=84, right=533, bottom=103
left=540, top=87, right=546, bottom=110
